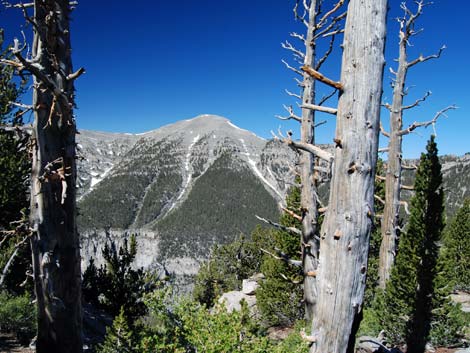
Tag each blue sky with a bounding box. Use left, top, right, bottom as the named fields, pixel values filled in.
left=1, top=1, right=468, bottom=158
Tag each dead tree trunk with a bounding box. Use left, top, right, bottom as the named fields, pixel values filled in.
left=309, top=0, right=387, bottom=352
left=378, top=1, right=453, bottom=288
left=278, top=0, right=345, bottom=322
left=299, top=0, right=319, bottom=323
left=26, top=1, right=83, bottom=352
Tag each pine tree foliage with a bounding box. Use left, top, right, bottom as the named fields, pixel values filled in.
left=439, top=199, right=470, bottom=291
left=429, top=199, right=470, bottom=346
left=0, top=28, right=30, bottom=294
left=363, top=159, right=386, bottom=307
left=256, top=185, right=304, bottom=326
left=98, top=306, right=137, bottom=353
left=193, top=227, right=268, bottom=307
left=82, top=235, right=147, bottom=321
left=377, top=136, right=445, bottom=351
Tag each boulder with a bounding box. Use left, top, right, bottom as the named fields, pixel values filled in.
left=455, top=348, right=470, bottom=353
left=357, top=336, right=385, bottom=353
left=242, top=278, right=259, bottom=295
left=218, top=291, right=257, bottom=313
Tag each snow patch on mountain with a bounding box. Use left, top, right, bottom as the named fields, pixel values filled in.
left=90, top=166, right=113, bottom=188
left=239, top=138, right=283, bottom=200
left=168, top=134, right=201, bottom=212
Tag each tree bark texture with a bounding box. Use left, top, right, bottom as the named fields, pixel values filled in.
left=310, top=0, right=387, bottom=352
left=378, top=24, right=407, bottom=289
left=301, top=0, right=319, bottom=323
left=30, top=1, right=82, bottom=352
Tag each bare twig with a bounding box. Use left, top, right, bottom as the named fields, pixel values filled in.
left=380, top=122, right=390, bottom=138
left=282, top=59, right=303, bottom=76
left=402, top=91, right=431, bottom=110
left=276, top=105, right=302, bottom=123
left=256, top=215, right=302, bottom=236
left=407, top=45, right=446, bottom=68
left=398, top=105, right=456, bottom=136
left=260, top=248, right=302, bottom=267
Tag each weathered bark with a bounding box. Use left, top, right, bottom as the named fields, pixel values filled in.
left=377, top=1, right=452, bottom=289
left=29, top=1, right=83, bottom=352
left=378, top=16, right=407, bottom=289
left=300, top=0, right=319, bottom=323
left=310, top=0, right=387, bottom=352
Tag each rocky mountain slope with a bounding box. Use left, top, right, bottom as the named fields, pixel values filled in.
left=76, top=115, right=297, bottom=275
left=76, top=114, right=469, bottom=278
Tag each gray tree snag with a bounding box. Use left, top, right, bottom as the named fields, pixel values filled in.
left=377, top=1, right=455, bottom=289
left=276, top=0, right=345, bottom=322
left=309, top=0, right=388, bottom=352
left=4, top=1, right=85, bottom=352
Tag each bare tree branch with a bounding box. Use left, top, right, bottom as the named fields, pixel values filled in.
left=382, top=102, right=392, bottom=112
left=301, top=103, right=337, bottom=115
left=276, top=105, right=302, bottom=123
left=407, top=45, right=446, bottom=68
left=314, top=120, right=327, bottom=128
left=400, top=184, right=414, bottom=191
left=400, top=200, right=411, bottom=215
left=0, top=236, right=28, bottom=288
left=256, top=215, right=302, bottom=236
left=316, top=32, right=336, bottom=71
left=402, top=164, right=417, bottom=170
left=282, top=207, right=303, bottom=221
left=301, top=65, right=343, bottom=90
left=398, top=105, right=456, bottom=136
left=374, top=194, right=385, bottom=205
left=316, top=0, right=346, bottom=29
left=290, top=31, right=306, bottom=44
left=260, top=248, right=302, bottom=267
left=322, top=28, right=344, bottom=37
left=282, top=59, right=303, bottom=76
left=285, top=131, right=334, bottom=162
left=380, top=122, right=390, bottom=138
left=293, top=0, right=309, bottom=27
left=402, top=90, right=431, bottom=110
left=318, top=88, right=338, bottom=106
left=315, top=12, right=347, bottom=39
left=282, top=40, right=305, bottom=61
left=285, top=89, right=302, bottom=100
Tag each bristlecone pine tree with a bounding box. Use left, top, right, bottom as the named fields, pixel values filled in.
left=377, top=0, right=454, bottom=289
left=257, top=185, right=304, bottom=326
left=308, top=0, right=388, bottom=352
left=4, top=1, right=85, bottom=351
left=378, top=136, right=445, bottom=352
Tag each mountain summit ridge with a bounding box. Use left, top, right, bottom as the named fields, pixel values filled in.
left=76, top=115, right=470, bottom=279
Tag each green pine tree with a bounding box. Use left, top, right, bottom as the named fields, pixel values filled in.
left=0, top=28, right=31, bottom=294
left=377, top=136, right=445, bottom=352
left=363, top=158, right=386, bottom=307
left=193, top=227, right=268, bottom=307
left=429, top=199, right=470, bottom=346
left=82, top=234, right=147, bottom=322
left=256, top=184, right=304, bottom=326
left=439, top=199, right=470, bottom=291
left=98, top=306, right=136, bottom=353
